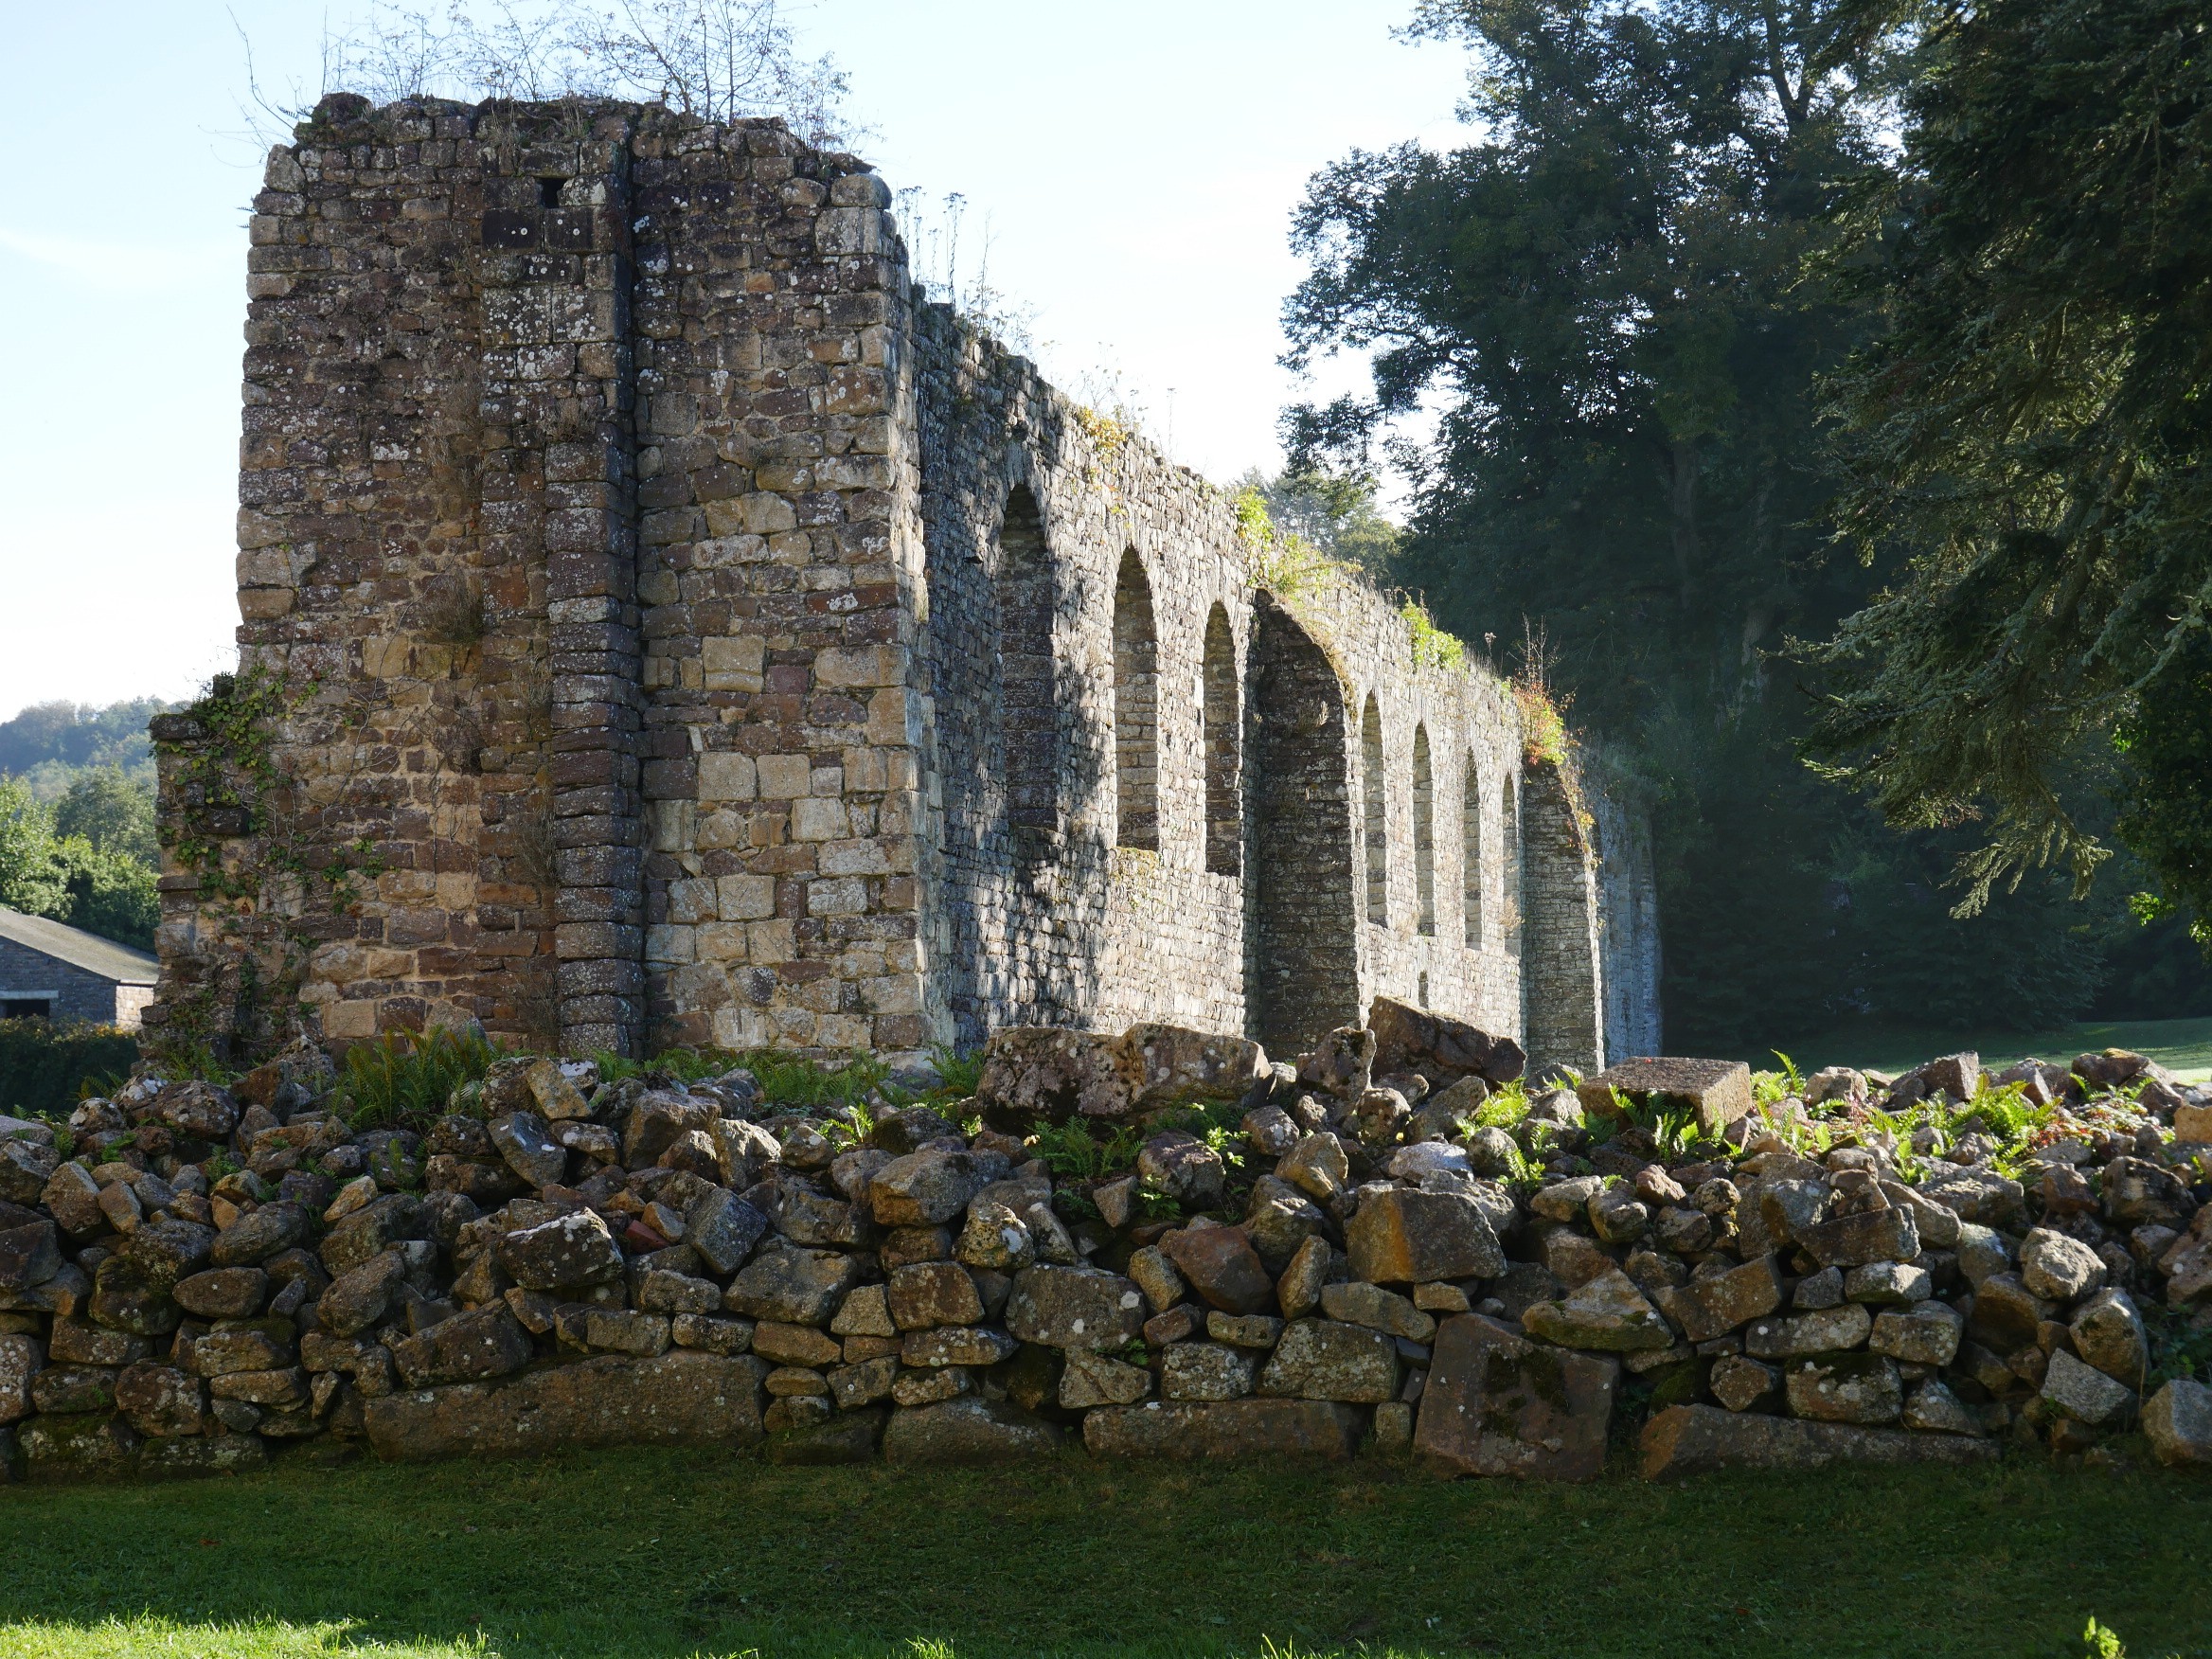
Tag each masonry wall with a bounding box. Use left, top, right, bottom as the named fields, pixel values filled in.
left=152, top=94, right=1656, bottom=1073
left=0, top=940, right=131, bottom=1027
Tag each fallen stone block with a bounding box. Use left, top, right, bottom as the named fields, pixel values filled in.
left=1640, top=1403, right=2000, bottom=1478
left=364, top=1352, right=766, bottom=1461
left=1082, top=1399, right=1366, bottom=1460
left=1415, top=1313, right=1617, bottom=1482
left=1576, top=1058, right=1752, bottom=1136
left=881, top=1397, right=1063, bottom=1464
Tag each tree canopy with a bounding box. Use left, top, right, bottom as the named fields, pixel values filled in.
left=1810, top=0, right=2212, bottom=930
left=1279, top=0, right=2210, bottom=1044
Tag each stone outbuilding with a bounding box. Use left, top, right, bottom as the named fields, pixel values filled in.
left=0, top=907, right=159, bottom=1029
left=148, top=95, right=1659, bottom=1075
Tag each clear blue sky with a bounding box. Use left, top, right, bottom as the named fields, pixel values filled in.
left=0, top=1, right=1471, bottom=719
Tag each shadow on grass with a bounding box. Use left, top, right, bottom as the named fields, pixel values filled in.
left=1, top=1445, right=2208, bottom=1658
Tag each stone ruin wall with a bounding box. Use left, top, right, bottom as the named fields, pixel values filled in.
left=149, top=94, right=1659, bottom=1077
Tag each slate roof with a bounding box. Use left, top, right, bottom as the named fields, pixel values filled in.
left=0, top=908, right=159, bottom=984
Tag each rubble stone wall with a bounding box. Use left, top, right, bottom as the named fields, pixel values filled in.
left=151, top=93, right=1657, bottom=1075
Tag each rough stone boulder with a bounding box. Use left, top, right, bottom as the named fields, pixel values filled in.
left=1083, top=1399, right=1366, bottom=1459
left=868, top=1149, right=1007, bottom=1228
left=725, top=1244, right=862, bottom=1326
left=1345, top=1188, right=1505, bottom=1285
left=1641, top=1403, right=2000, bottom=1478
left=974, top=1027, right=1130, bottom=1124
left=389, top=1305, right=534, bottom=1388
left=1256, top=1318, right=1399, bottom=1402
left=1415, top=1313, right=1618, bottom=1482
left=880, top=1398, right=1063, bottom=1464
left=153, top=1080, right=241, bottom=1141
left=1654, top=1254, right=1781, bottom=1344
left=365, top=1350, right=767, bottom=1460
left=1366, top=996, right=1525, bottom=1086
left=1112, top=1024, right=1269, bottom=1110
left=1576, top=1058, right=1752, bottom=1137
left=2144, top=1378, right=2212, bottom=1468
left=494, top=1209, right=622, bottom=1292
left=1004, top=1264, right=1146, bottom=1350
left=1521, top=1267, right=1674, bottom=1351
left=1158, top=1225, right=1273, bottom=1314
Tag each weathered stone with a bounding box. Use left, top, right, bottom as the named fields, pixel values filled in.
left=173, top=1267, right=268, bottom=1320
left=318, top=1251, right=407, bottom=1337
left=1415, top=1313, right=1617, bottom=1481
left=1296, top=1026, right=1376, bottom=1100
left=391, top=1305, right=532, bottom=1386
left=1641, top=1402, right=1999, bottom=1477
left=1082, top=1399, right=1366, bottom=1459
left=1158, top=1226, right=1273, bottom=1315
left=886, top=1261, right=986, bottom=1333
left=2042, top=1347, right=2134, bottom=1428
left=1345, top=1187, right=1505, bottom=1285
left=869, top=1149, right=1002, bottom=1228
left=0, top=1220, right=60, bottom=1293
left=726, top=1245, right=862, bottom=1327
left=140, top=1432, right=269, bottom=1480
left=1126, top=1245, right=1186, bottom=1313
left=638, top=1270, right=722, bottom=1315
left=1920, top=1166, right=2026, bottom=1231
left=1966, top=1273, right=2050, bottom=1353
left=1366, top=996, right=1524, bottom=1086
left=207, top=1366, right=309, bottom=1406
left=671, top=1312, right=754, bottom=1355
left=1275, top=1133, right=1350, bottom=1203
left=0, top=1332, right=41, bottom=1424
left=1578, top=1058, right=1753, bottom=1136
left=1523, top=1267, right=1673, bottom=1352
left=155, top=1080, right=241, bottom=1141
left=1588, top=1184, right=1650, bottom=1246
left=495, top=1209, right=622, bottom=1291
left=955, top=1200, right=1035, bottom=1272
left=1844, top=1260, right=1930, bottom=1305
left=710, top=1118, right=782, bottom=1190
left=686, top=1187, right=769, bottom=1276
left=1867, top=1299, right=1962, bottom=1366
left=1902, top=1378, right=1984, bottom=1436
left=2143, top=1378, right=2212, bottom=1467
left=622, top=1093, right=718, bottom=1168
left=1654, top=1254, right=1781, bottom=1344
left=320, top=1194, right=423, bottom=1275
left=830, top=1283, right=898, bottom=1340
left=41, top=1163, right=106, bottom=1238
left=120, top=1215, right=216, bottom=1289
left=1318, top=1280, right=1434, bottom=1342
left=1709, top=1353, right=1778, bottom=1412
left=1113, top=1023, right=1268, bottom=1109
left=1878, top=1179, right=1962, bottom=1247
left=1207, top=1311, right=1286, bottom=1348
left=1784, top=1352, right=1902, bottom=1424
left=891, top=1365, right=971, bottom=1406
left=488, top=1112, right=567, bottom=1188
left=974, top=1027, right=1130, bottom=1124
left=1795, top=1205, right=1918, bottom=1269
left=1276, top=1234, right=1330, bottom=1321
left=2070, top=1287, right=2149, bottom=1384
left=1743, top=1302, right=1872, bottom=1359
left=193, top=1323, right=295, bottom=1376
left=111, top=1362, right=206, bottom=1436
left=766, top=1404, right=884, bottom=1465
left=210, top=1203, right=309, bottom=1269
left=20, top=1412, right=142, bottom=1481
left=88, top=1256, right=180, bottom=1337
left=2020, top=1227, right=2106, bottom=1302
left=1162, top=1341, right=1259, bottom=1400
left=366, top=1351, right=767, bottom=1459
left=1242, top=1176, right=1325, bottom=1268
left=1256, top=1318, right=1399, bottom=1402
left=2103, top=1156, right=2195, bottom=1229
left=1004, top=1265, right=1146, bottom=1350
left=1061, top=1348, right=1151, bottom=1407
left=881, top=1398, right=1063, bottom=1463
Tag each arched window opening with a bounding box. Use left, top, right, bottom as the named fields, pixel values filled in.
left=1362, top=695, right=1387, bottom=925
left=1502, top=774, right=1522, bottom=956
left=1113, top=548, right=1159, bottom=850
left=1413, top=725, right=1436, bottom=936
left=1203, top=604, right=1240, bottom=875
left=1462, top=763, right=1484, bottom=946
left=996, top=484, right=1056, bottom=839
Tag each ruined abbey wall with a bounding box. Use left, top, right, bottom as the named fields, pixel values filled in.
left=150, top=95, right=1660, bottom=1077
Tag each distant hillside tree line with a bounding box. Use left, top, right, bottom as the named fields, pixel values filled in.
left=0, top=700, right=170, bottom=952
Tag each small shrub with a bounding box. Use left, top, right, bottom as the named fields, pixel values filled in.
left=740, top=1050, right=889, bottom=1114
left=337, top=1026, right=500, bottom=1132
left=0, top=1019, right=140, bottom=1116
left=1032, top=1119, right=1144, bottom=1183
left=927, top=1043, right=985, bottom=1099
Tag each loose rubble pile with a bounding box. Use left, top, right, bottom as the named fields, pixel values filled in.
left=5, top=997, right=2212, bottom=1484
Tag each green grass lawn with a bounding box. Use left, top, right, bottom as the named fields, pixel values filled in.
left=1, top=1445, right=2208, bottom=1659
left=1742, top=1014, right=2212, bottom=1086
